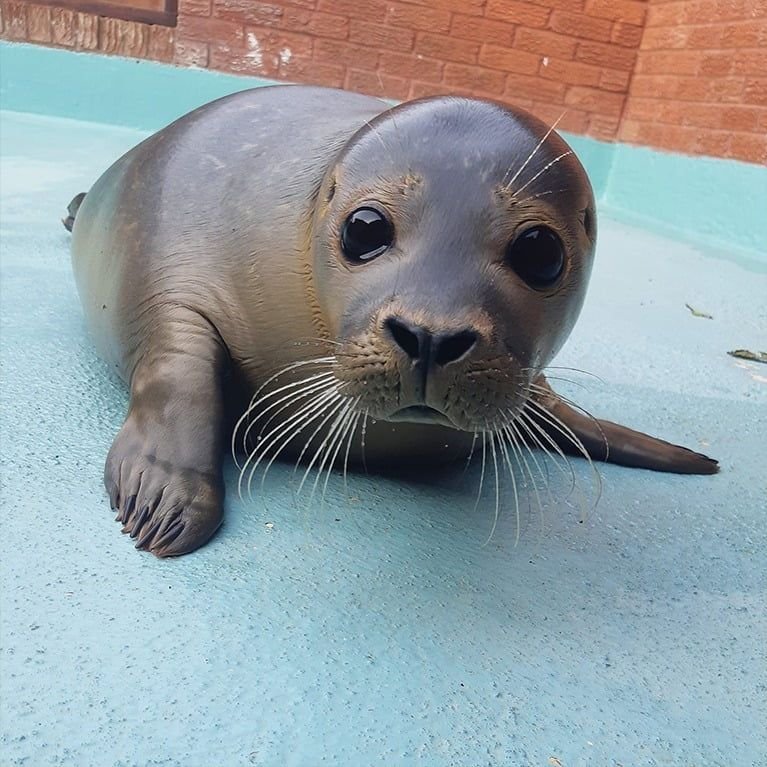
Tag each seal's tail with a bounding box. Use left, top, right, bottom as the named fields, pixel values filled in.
left=62, top=192, right=87, bottom=232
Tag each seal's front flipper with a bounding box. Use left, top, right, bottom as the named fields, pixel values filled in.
left=105, top=308, right=228, bottom=557
left=527, top=376, right=719, bottom=475
left=62, top=192, right=86, bottom=232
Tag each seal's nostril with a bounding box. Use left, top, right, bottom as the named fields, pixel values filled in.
left=434, top=331, right=477, bottom=366
left=385, top=317, right=423, bottom=360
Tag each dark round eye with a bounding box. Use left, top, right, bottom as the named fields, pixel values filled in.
left=340, top=207, right=393, bottom=263
left=505, top=226, right=565, bottom=289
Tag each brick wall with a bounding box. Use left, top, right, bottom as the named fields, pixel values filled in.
left=1, top=0, right=765, bottom=164
left=620, top=0, right=767, bottom=164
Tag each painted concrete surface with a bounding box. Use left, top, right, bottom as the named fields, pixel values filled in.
left=1, top=109, right=765, bottom=767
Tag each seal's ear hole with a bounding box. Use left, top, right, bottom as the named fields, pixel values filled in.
left=341, top=207, right=394, bottom=263
left=583, top=207, right=595, bottom=239
left=505, top=226, right=565, bottom=290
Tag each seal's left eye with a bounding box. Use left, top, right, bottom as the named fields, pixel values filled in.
left=341, top=207, right=393, bottom=263
left=505, top=226, right=565, bottom=290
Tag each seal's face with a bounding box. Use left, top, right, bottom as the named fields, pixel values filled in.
left=312, top=97, right=596, bottom=433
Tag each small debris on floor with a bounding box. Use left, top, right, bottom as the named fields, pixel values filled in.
left=727, top=349, right=767, bottom=365
left=685, top=302, right=713, bottom=319
left=548, top=758, right=564, bottom=767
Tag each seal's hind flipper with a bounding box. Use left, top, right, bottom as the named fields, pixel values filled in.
left=528, top=376, right=719, bottom=475
left=62, top=192, right=86, bottom=232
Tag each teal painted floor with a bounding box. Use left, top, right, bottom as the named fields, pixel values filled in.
left=1, top=108, right=765, bottom=767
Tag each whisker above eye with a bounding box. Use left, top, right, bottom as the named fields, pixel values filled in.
left=511, top=150, right=573, bottom=200
left=502, top=110, right=567, bottom=191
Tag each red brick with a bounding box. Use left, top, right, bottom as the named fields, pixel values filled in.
left=698, top=52, right=733, bottom=77
left=721, top=20, right=767, bottom=49
left=244, top=28, right=313, bottom=60
left=515, top=27, right=578, bottom=60
left=402, top=0, right=484, bottom=13
left=409, top=80, right=443, bottom=100
left=174, top=38, right=209, bottom=67
left=450, top=14, right=516, bottom=46
left=443, top=63, right=506, bottom=94
left=623, top=96, right=661, bottom=122
left=280, top=8, right=348, bottom=40
left=99, top=18, right=149, bottom=58
left=528, top=0, right=585, bottom=8
left=2, top=2, right=26, bottom=40
left=684, top=24, right=724, bottom=49
left=718, top=105, right=759, bottom=132
left=729, top=132, right=767, bottom=164
left=540, top=57, right=601, bottom=87
left=317, top=0, right=387, bottom=24
left=416, top=33, right=479, bottom=64
left=213, top=0, right=282, bottom=26
left=27, top=4, right=51, bottom=43
left=505, top=73, right=566, bottom=103
left=76, top=13, right=98, bottom=50
left=683, top=0, right=761, bottom=25
left=178, top=0, right=211, bottom=16
left=576, top=40, right=635, bottom=70
left=314, top=39, right=379, bottom=71
left=640, top=25, right=689, bottom=50
left=486, top=0, right=551, bottom=27
left=479, top=45, right=540, bottom=74
left=148, top=25, right=174, bottom=62
left=549, top=11, right=613, bottom=42
left=379, top=51, right=443, bottom=82
left=618, top=118, right=642, bottom=142
left=645, top=2, right=686, bottom=28
left=564, top=86, right=625, bottom=117
left=585, top=0, right=646, bottom=27
left=209, top=42, right=278, bottom=76
left=744, top=78, right=767, bottom=106
left=588, top=113, right=620, bottom=139
left=636, top=50, right=704, bottom=76
left=345, top=68, right=410, bottom=100
left=732, top=50, right=767, bottom=77
left=531, top=102, right=589, bottom=133
left=50, top=8, right=75, bottom=47
left=599, top=67, right=630, bottom=92
left=611, top=21, right=643, bottom=48
left=177, top=15, right=244, bottom=46
left=387, top=2, right=451, bottom=34
left=349, top=20, right=414, bottom=52
left=694, top=131, right=732, bottom=158
left=279, top=57, right=345, bottom=88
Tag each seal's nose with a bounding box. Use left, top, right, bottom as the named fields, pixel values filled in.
left=385, top=317, right=477, bottom=366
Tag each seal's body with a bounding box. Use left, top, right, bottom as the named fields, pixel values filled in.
left=69, top=85, right=717, bottom=557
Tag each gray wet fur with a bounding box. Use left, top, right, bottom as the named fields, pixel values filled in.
left=68, top=85, right=717, bottom=557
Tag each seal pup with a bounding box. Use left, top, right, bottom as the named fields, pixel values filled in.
left=66, top=85, right=718, bottom=557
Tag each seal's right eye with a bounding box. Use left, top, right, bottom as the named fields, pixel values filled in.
left=341, top=207, right=393, bottom=263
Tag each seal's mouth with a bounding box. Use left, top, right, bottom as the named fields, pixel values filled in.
left=388, top=405, right=454, bottom=427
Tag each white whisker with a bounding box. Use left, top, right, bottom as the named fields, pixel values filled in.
left=238, top=387, right=341, bottom=502
left=296, top=398, right=353, bottom=498
left=242, top=372, right=337, bottom=455
left=511, top=150, right=573, bottom=200
left=482, top=432, right=501, bottom=547
left=495, top=425, right=521, bottom=547
left=503, top=110, right=566, bottom=190
left=525, top=397, right=603, bottom=509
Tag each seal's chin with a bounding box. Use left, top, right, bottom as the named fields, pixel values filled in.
left=388, top=405, right=455, bottom=428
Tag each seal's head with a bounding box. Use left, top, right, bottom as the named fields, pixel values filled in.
left=312, top=96, right=596, bottom=432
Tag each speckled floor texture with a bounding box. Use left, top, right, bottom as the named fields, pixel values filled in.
left=1, top=110, right=765, bottom=767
